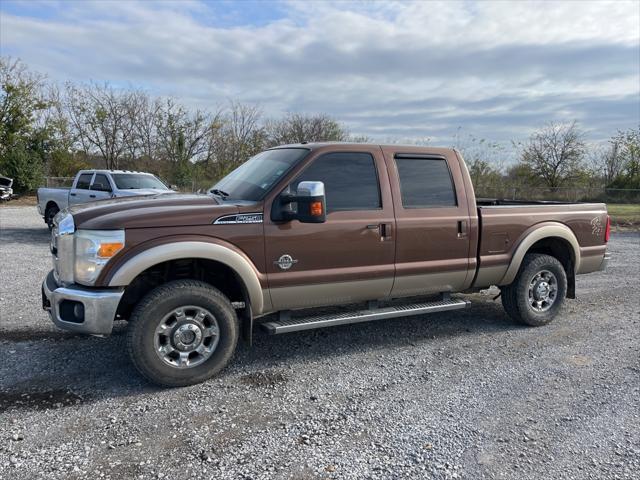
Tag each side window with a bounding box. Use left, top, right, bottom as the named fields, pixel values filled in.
left=91, top=174, right=111, bottom=192
left=395, top=157, right=457, bottom=208
left=294, top=152, right=381, bottom=212
left=75, top=173, right=93, bottom=190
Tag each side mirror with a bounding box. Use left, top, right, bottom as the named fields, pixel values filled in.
left=278, top=181, right=326, bottom=223
left=170, top=184, right=178, bottom=190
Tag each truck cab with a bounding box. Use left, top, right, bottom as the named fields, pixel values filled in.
left=42, top=143, right=609, bottom=387
left=37, top=170, right=173, bottom=229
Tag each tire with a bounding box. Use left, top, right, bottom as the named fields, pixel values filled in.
left=45, top=204, right=59, bottom=231
left=501, top=253, right=567, bottom=327
left=126, top=280, right=239, bottom=387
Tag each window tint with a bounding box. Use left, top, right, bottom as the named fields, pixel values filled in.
left=112, top=174, right=168, bottom=190
left=75, top=173, right=93, bottom=190
left=213, top=148, right=308, bottom=201
left=294, top=152, right=381, bottom=212
left=91, top=174, right=111, bottom=191
left=395, top=158, right=456, bottom=208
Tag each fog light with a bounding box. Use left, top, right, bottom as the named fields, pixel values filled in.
left=59, top=300, right=85, bottom=323
left=73, top=302, right=85, bottom=321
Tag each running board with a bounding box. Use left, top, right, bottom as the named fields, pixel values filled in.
left=261, top=297, right=470, bottom=335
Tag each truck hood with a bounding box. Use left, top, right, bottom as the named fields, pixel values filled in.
left=69, top=193, right=256, bottom=230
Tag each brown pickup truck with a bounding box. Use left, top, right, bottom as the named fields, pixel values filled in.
left=42, top=143, right=610, bottom=386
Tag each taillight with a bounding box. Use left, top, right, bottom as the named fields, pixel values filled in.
left=604, top=215, right=611, bottom=243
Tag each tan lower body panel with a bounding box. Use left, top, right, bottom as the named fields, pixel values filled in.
left=391, top=270, right=467, bottom=297
left=577, top=254, right=605, bottom=274
left=269, top=277, right=393, bottom=311
left=473, top=264, right=509, bottom=288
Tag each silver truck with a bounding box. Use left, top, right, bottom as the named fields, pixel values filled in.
left=37, top=170, right=174, bottom=229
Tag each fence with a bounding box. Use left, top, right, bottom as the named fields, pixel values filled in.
left=44, top=177, right=75, bottom=188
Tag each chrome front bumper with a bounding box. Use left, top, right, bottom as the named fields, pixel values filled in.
left=42, top=270, right=123, bottom=335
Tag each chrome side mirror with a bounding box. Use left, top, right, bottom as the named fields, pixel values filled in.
left=276, top=180, right=326, bottom=223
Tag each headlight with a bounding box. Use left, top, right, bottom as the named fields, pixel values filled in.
left=74, top=230, right=125, bottom=285
left=52, top=212, right=75, bottom=284
left=57, top=210, right=75, bottom=235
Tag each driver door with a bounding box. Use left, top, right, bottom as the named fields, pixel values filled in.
left=264, top=146, right=396, bottom=311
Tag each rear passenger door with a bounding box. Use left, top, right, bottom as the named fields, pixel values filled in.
left=383, top=149, right=472, bottom=297
left=264, top=147, right=396, bottom=310
left=69, top=172, right=94, bottom=205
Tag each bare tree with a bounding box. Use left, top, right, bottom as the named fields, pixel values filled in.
left=65, top=82, right=138, bottom=169
left=589, top=141, right=624, bottom=185
left=126, top=91, right=160, bottom=162
left=519, top=121, right=586, bottom=189
left=207, top=102, right=265, bottom=180
left=265, top=112, right=348, bottom=147
left=154, top=99, right=216, bottom=165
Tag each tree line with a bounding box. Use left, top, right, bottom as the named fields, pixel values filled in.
left=1, top=56, right=638, bottom=199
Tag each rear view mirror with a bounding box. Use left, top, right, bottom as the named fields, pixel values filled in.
left=277, top=181, right=326, bottom=223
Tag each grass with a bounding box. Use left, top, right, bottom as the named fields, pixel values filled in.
left=0, top=195, right=37, bottom=207
left=608, top=204, right=640, bottom=226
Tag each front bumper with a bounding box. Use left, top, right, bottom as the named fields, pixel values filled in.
left=42, top=270, right=124, bottom=335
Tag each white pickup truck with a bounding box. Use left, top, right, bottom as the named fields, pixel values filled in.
left=37, top=170, right=174, bottom=229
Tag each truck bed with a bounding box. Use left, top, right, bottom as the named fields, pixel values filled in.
left=473, top=201, right=608, bottom=287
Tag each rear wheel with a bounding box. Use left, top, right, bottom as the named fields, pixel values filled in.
left=45, top=204, right=59, bottom=231
left=501, top=253, right=567, bottom=326
left=126, top=280, right=239, bottom=387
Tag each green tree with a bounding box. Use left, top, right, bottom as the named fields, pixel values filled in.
left=608, top=127, right=640, bottom=189
left=0, top=57, right=51, bottom=191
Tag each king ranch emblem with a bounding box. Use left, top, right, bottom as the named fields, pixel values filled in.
left=275, top=254, right=298, bottom=270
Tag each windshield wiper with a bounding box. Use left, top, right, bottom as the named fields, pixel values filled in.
left=209, top=188, right=230, bottom=198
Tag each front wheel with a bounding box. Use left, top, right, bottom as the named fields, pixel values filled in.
left=501, top=253, right=567, bottom=326
left=126, top=280, right=239, bottom=387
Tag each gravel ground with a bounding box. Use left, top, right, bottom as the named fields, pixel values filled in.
left=0, top=206, right=639, bottom=480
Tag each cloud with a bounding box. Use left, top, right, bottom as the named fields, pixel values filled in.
left=1, top=0, right=638, bottom=146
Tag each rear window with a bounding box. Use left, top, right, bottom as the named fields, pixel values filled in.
left=75, top=173, right=93, bottom=190
left=395, top=157, right=457, bottom=208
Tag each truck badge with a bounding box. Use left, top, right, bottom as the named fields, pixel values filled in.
left=275, top=254, right=298, bottom=270
left=590, top=217, right=602, bottom=236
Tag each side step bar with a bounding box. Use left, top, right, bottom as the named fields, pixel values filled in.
left=261, top=297, right=470, bottom=335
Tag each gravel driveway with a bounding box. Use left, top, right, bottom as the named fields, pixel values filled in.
left=1, top=206, right=639, bottom=480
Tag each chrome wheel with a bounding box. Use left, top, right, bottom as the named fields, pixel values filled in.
left=528, top=270, right=558, bottom=313
left=153, top=306, right=220, bottom=369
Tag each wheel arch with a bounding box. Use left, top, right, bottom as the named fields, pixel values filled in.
left=108, top=241, right=268, bottom=316
left=498, top=223, right=580, bottom=296
left=45, top=200, right=59, bottom=212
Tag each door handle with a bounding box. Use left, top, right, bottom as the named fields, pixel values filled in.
left=70, top=193, right=76, bottom=197
left=89, top=194, right=96, bottom=198
left=457, top=220, right=468, bottom=238
left=366, top=224, right=380, bottom=230
left=380, top=223, right=392, bottom=241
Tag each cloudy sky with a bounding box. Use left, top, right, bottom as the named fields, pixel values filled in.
left=1, top=0, right=639, bottom=146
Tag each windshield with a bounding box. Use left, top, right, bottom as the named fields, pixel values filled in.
left=211, top=148, right=309, bottom=201
left=111, top=174, right=169, bottom=190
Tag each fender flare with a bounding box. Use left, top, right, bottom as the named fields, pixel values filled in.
left=108, top=241, right=265, bottom=315
left=498, top=223, right=580, bottom=286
